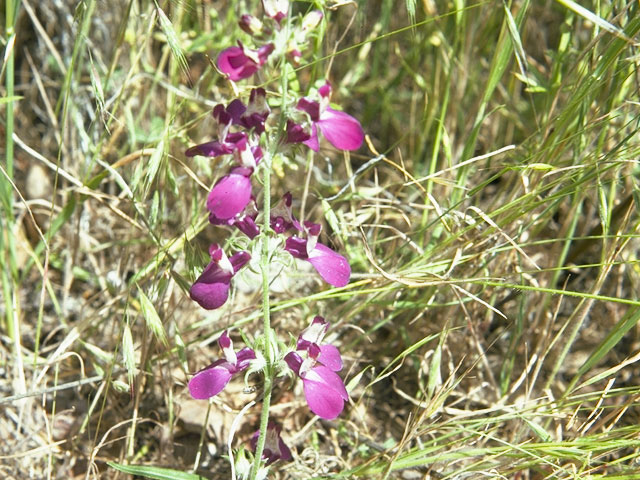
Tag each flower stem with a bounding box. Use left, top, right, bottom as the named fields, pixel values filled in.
left=250, top=7, right=293, bottom=477
left=249, top=151, right=274, bottom=480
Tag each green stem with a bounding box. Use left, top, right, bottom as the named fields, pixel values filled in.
left=249, top=7, right=292, bottom=477
left=249, top=155, right=274, bottom=480
left=2, top=0, right=18, bottom=340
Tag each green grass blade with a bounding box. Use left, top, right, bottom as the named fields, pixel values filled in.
left=107, top=462, right=206, bottom=480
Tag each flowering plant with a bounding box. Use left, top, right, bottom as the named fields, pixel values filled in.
left=185, top=1, right=363, bottom=477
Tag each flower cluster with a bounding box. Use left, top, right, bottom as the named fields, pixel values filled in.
left=188, top=87, right=357, bottom=308
left=186, top=0, right=363, bottom=471
left=189, top=319, right=347, bottom=416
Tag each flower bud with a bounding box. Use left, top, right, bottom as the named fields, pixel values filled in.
left=301, top=10, right=323, bottom=32
left=239, top=14, right=263, bottom=36
left=262, top=0, right=288, bottom=23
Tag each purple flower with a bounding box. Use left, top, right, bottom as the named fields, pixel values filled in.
left=217, top=42, right=274, bottom=81
left=270, top=192, right=301, bottom=234
left=285, top=350, right=348, bottom=420
left=288, top=82, right=364, bottom=152
left=284, top=317, right=348, bottom=419
left=190, top=244, right=251, bottom=310
left=284, top=235, right=350, bottom=287
left=243, top=88, right=271, bottom=134
left=285, top=120, right=311, bottom=145
left=213, top=89, right=270, bottom=136
left=207, top=167, right=253, bottom=221
left=301, top=10, right=323, bottom=32
left=185, top=131, right=247, bottom=158
left=188, top=331, right=256, bottom=399
left=239, top=14, right=264, bottom=36
left=271, top=194, right=350, bottom=287
left=250, top=421, right=292, bottom=465
left=210, top=197, right=260, bottom=239
left=232, top=88, right=270, bottom=135
left=296, top=316, right=343, bottom=371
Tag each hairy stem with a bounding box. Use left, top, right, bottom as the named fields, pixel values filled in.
left=250, top=7, right=293, bottom=478
left=249, top=156, right=274, bottom=480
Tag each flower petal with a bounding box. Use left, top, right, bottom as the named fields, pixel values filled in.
left=302, top=123, right=320, bottom=152
left=207, top=173, right=252, bottom=220
left=284, top=351, right=303, bottom=375
left=297, top=316, right=328, bottom=350
left=283, top=236, right=308, bottom=259
left=230, top=251, right=252, bottom=273
left=302, top=366, right=348, bottom=419
left=189, top=264, right=232, bottom=310
left=318, top=344, right=343, bottom=372
left=285, top=120, right=311, bottom=145
left=188, top=365, right=233, bottom=399
left=185, top=140, right=234, bottom=158
left=307, top=242, right=351, bottom=287
left=251, top=421, right=292, bottom=465
left=217, top=46, right=258, bottom=81
left=278, top=438, right=292, bottom=461
left=234, top=347, right=257, bottom=371
left=317, top=107, right=364, bottom=151
left=297, top=98, right=321, bottom=121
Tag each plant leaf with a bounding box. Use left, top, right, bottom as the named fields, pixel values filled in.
left=107, top=462, right=206, bottom=480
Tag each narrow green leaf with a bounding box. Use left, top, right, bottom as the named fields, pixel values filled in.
left=346, top=365, right=371, bottom=393
left=554, top=0, right=630, bottom=41
left=82, top=341, right=114, bottom=364
left=0, top=95, right=23, bottom=104
left=154, top=2, right=189, bottom=79
left=143, top=137, right=165, bottom=196
left=149, top=190, right=160, bottom=230
left=518, top=415, right=552, bottom=442
left=107, top=462, right=206, bottom=480
left=575, top=307, right=640, bottom=380
left=405, top=0, right=416, bottom=26
left=321, top=199, right=346, bottom=241
left=503, top=1, right=527, bottom=81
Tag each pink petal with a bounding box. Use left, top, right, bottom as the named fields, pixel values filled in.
left=318, top=344, right=343, bottom=372
left=235, top=347, right=257, bottom=371
left=251, top=421, right=292, bottom=465
left=297, top=98, right=320, bottom=121
left=307, top=243, right=351, bottom=287
left=302, top=123, right=320, bottom=152
left=188, top=365, right=233, bottom=399
left=189, top=263, right=232, bottom=310
left=285, top=121, right=311, bottom=145
left=278, top=438, right=292, bottom=461
left=302, top=366, right=348, bottom=419
left=229, top=251, right=252, bottom=273
left=189, top=276, right=231, bottom=310
left=207, top=174, right=252, bottom=220
left=217, top=46, right=258, bottom=81
left=284, top=351, right=303, bottom=375
left=185, top=140, right=234, bottom=158
left=297, top=316, right=328, bottom=350
left=317, top=108, right=364, bottom=151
